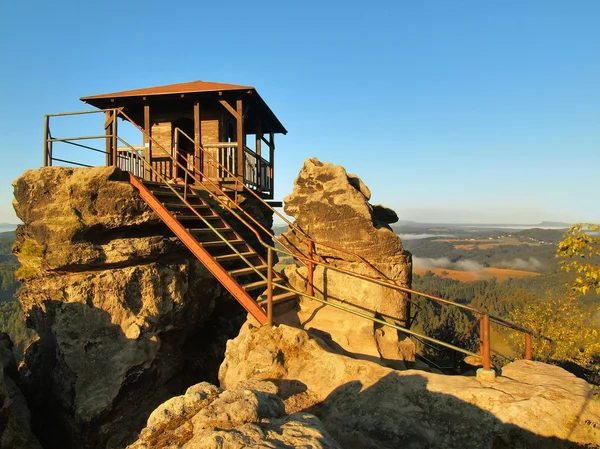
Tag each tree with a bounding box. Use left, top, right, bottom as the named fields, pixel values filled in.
left=556, top=223, right=600, bottom=295
left=509, top=223, right=600, bottom=383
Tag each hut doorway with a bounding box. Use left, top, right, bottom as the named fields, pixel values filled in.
left=172, top=118, right=195, bottom=179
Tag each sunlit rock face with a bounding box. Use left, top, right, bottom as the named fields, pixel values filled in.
left=11, top=166, right=247, bottom=449
left=126, top=380, right=342, bottom=449
left=220, top=323, right=600, bottom=449
left=280, top=158, right=414, bottom=367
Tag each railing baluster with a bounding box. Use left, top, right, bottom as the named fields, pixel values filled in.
left=525, top=333, right=532, bottom=360
left=43, top=115, right=50, bottom=166
left=267, top=247, right=274, bottom=326
left=480, top=314, right=491, bottom=371
left=308, top=240, right=314, bottom=297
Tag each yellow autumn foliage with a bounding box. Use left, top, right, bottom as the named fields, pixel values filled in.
left=509, top=223, right=600, bottom=382
left=556, top=223, right=600, bottom=295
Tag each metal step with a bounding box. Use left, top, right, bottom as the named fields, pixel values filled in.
left=163, top=202, right=210, bottom=211
left=259, top=290, right=298, bottom=304
left=214, top=251, right=260, bottom=262
left=260, top=290, right=299, bottom=315
left=201, top=239, right=246, bottom=248
left=188, top=227, right=231, bottom=234
left=176, top=214, right=221, bottom=221
left=241, top=279, right=268, bottom=292
left=228, top=264, right=268, bottom=277
left=143, top=181, right=185, bottom=190
left=150, top=190, right=201, bottom=200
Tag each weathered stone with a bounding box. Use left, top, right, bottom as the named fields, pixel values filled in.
left=279, top=158, right=414, bottom=366
left=220, top=323, right=600, bottom=449
left=281, top=158, right=403, bottom=262
left=11, top=166, right=258, bottom=449
left=372, top=204, right=399, bottom=224
left=347, top=172, right=371, bottom=200
left=127, top=381, right=342, bottom=449
left=0, top=334, right=43, bottom=449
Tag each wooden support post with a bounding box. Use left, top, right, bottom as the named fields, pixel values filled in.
left=307, top=240, right=314, bottom=297
left=236, top=98, right=243, bottom=179
left=144, top=104, right=151, bottom=180
left=172, top=129, right=179, bottom=180
left=105, top=111, right=113, bottom=165
left=194, top=101, right=201, bottom=181
left=480, top=314, right=491, bottom=371
left=111, top=110, right=118, bottom=166
left=267, top=247, right=274, bottom=326
left=43, top=115, right=50, bottom=166
left=525, top=333, right=532, bottom=360
left=256, top=120, right=262, bottom=191
left=269, top=129, right=275, bottom=198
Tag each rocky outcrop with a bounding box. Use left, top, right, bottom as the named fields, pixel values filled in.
left=220, top=323, right=600, bottom=449
left=11, top=166, right=252, bottom=449
left=0, top=333, right=43, bottom=449
left=281, top=158, right=403, bottom=262
left=279, top=158, right=414, bottom=367
left=126, top=380, right=342, bottom=448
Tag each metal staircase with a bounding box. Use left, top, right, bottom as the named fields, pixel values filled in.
left=129, top=176, right=297, bottom=325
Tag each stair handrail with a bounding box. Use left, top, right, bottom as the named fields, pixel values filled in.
left=122, top=114, right=536, bottom=336
left=42, top=108, right=541, bottom=369
left=167, top=127, right=541, bottom=339
left=113, top=109, right=538, bottom=337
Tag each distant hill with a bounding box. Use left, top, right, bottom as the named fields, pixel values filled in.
left=0, top=223, right=18, bottom=232
left=392, top=221, right=572, bottom=232
left=0, top=231, right=15, bottom=239
left=536, top=221, right=571, bottom=228
left=514, top=228, right=565, bottom=244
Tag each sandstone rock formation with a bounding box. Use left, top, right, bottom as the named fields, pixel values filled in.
left=11, top=166, right=258, bottom=449
left=279, top=158, right=414, bottom=367
left=220, top=323, right=600, bottom=449
left=127, top=380, right=342, bottom=449
left=0, top=333, right=43, bottom=449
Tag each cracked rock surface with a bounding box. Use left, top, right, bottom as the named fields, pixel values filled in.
left=126, top=381, right=342, bottom=449
left=220, top=323, right=600, bottom=449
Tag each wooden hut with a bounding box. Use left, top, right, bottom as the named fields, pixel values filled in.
left=80, top=80, right=286, bottom=199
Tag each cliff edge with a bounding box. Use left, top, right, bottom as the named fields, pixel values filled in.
left=11, top=166, right=249, bottom=449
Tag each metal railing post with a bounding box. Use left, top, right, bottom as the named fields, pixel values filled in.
left=111, top=110, right=118, bottom=166
left=267, top=247, right=274, bottom=326
left=307, top=240, right=314, bottom=297
left=43, top=115, right=50, bottom=166
left=525, top=333, right=532, bottom=360
left=480, top=314, right=491, bottom=371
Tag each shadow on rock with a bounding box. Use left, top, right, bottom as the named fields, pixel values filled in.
left=21, top=300, right=167, bottom=449
left=304, top=372, right=596, bottom=449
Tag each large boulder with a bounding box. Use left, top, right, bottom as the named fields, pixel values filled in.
left=11, top=166, right=249, bottom=449
left=220, top=323, right=600, bottom=449
left=126, top=381, right=342, bottom=449
left=279, top=158, right=414, bottom=367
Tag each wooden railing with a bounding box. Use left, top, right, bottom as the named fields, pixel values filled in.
left=243, top=146, right=272, bottom=194
left=43, top=109, right=273, bottom=197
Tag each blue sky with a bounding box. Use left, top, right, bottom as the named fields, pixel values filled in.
left=0, top=0, right=598, bottom=224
